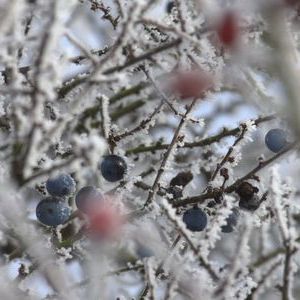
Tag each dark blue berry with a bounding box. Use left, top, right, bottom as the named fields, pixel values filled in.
left=265, top=129, right=288, bottom=153
left=221, top=208, right=239, bottom=233
left=36, top=197, right=71, bottom=226
left=75, top=186, right=103, bottom=213
left=183, top=207, right=207, bottom=232
left=100, top=155, right=127, bottom=182
left=46, top=174, right=76, bottom=197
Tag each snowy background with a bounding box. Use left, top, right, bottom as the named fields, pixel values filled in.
left=1, top=0, right=300, bottom=299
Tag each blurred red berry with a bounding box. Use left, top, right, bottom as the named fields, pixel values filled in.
left=284, top=0, right=300, bottom=6
left=170, top=70, right=213, bottom=99
left=85, top=201, right=124, bottom=240
left=216, top=11, right=240, bottom=47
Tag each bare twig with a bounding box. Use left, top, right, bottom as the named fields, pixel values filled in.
left=126, top=115, right=275, bottom=155
left=143, top=97, right=198, bottom=209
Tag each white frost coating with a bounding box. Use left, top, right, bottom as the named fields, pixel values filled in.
left=0, top=1, right=299, bottom=299
left=269, top=165, right=289, bottom=242
left=57, top=247, right=73, bottom=263
left=72, top=132, right=107, bottom=170
left=199, top=195, right=235, bottom=259
left=100, top=94, right=111, bottom=139
left=216, top=217, right=253, bottom=299
left=144, top=257, right=158, bottom=299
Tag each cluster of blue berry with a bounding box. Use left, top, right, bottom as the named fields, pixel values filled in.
left=36, top=174, right=75, bottom=226
left=36, top=130, right=288, bottom=231
left=36, top=155, right=127, bottom=227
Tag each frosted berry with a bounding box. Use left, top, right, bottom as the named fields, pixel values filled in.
left=221, top=208, right=239, bottom=233
left=100, top=155, right=127, bottom=182
left=36, top=197, right=71, bottom=226
left=46, top=173, right=76, bottom=197
left=265, top=129, right=288, bottom=153
left=75, top=186, right=103, bottom=213
left=217, top=10, right=240, bottom=47
left=183, top=207, right=207, bottom=232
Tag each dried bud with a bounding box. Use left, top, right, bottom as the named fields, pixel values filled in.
left=170, top=171, right=193, bottom=188
left=220, top=168, right=229, bottom=180
left=228, top=156, right=235, bottom=163
left=207, top=200, right=217, bottom=208
left=236, top=182, right=258, bottom=200
left=177, top=135, right=185, bottom=143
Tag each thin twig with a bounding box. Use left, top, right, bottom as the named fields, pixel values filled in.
left=143, top=97, right=198, bottom=209
left=210, top=124, right=247, bottom=182
left=126, top=115, right=275, bottom=155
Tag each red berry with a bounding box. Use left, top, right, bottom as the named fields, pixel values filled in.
left=170, top=70, right=213, bottom=99
left=216, top=11, right=240, bottom=47
left=85, top=200, right=124, bottom=240
left=284, top=0, right=300, bottom=6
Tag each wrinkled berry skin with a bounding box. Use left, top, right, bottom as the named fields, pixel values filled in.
left=265, top=129, right=288, bottom=153
left=239, top=195, right=261, bottom=211
left=75, top=186, right=103, bottom=213
left=221, top=208, right=239, bottom=233
left=46, top=174, right=76, bottom=197
left=36, top=197, right=71, bottom=226
left=183, top=207, right=207, bottom=232
left=100, top=155, right=127, bottom=182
